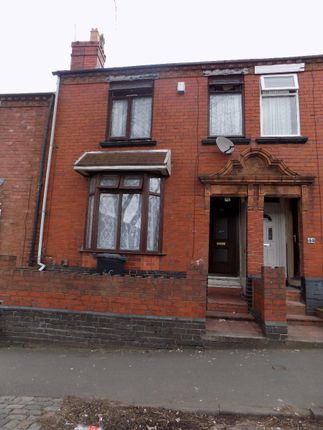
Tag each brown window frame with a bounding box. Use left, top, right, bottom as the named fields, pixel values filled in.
left=208, top=76, right=245, bottom=138
left=107, top=81, right=153, bottom=141
left=84, top=173, right=164, bottom=254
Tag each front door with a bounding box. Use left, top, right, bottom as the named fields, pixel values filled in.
left=209, top=197, right=239, bottom=276
left=263, top=202, right=286, bottom=270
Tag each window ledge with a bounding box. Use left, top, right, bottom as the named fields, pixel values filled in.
left=202, top=136, right=251, bottom=145
left=80, top=248, right=166, bottom=256
left=100, top=139, right=157, bottom=148
left=256, top=136, right=308, bottom=144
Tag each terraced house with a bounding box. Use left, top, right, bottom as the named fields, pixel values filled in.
left=1, top=29, right=323, bottom=345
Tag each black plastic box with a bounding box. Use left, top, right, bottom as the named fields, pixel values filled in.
left=96, top=253, right=126, bottom=275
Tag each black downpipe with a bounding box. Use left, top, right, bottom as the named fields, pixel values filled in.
left=28, top=94, right=55, bottom=266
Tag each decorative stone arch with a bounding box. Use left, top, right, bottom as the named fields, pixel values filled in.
left=199, top=147, right=315, bottom=276
left=199, top=148, right=315, bottom=209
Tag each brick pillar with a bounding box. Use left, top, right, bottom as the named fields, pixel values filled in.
left=253, top=266, right=287, bottom=339
left=247, top=185, right=264, bottom=277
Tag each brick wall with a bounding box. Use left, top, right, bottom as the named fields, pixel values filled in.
left=0, top=307, right=205, bottom=348
left=41, top=63, right=323, bottom=283
left=0, top=94, right=53, bottom=267
left=2, top=58, right=323, bottom=322
left=0, top=268, right=206, bottom=319
left=304, top=277, right=323, bottom=314
left=253, top=266, right=287, bottom=339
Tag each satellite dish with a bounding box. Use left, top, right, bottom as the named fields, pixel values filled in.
left=216, top=136, right=235, bottom=155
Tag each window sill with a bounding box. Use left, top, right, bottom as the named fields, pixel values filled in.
left=202, top=136, right=251, bottom=145
left=256, top=136, right=308, bottom=144
left=80, top=248, right=166, bottom=257
left=100, top=139, right=157, bottom=148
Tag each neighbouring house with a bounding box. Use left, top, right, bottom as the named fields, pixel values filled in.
left=1, top=29, right=323, bottom=346
left=0, top=92, right=54, bottom=268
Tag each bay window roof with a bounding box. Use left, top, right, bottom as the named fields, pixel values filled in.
left=74, top=150, right=171, bottom=176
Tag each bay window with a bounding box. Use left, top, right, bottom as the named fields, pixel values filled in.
left=85, top=173, right=163, bottom=253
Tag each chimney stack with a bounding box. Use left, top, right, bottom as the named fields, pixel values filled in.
left=70, top=28, right=106, bottom=70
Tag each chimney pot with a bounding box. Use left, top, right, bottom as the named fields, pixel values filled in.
left=90, top=28, right=100, bottom=42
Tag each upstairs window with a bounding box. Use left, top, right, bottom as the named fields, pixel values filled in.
left=85, top=174, right=163, bottom=253
left=260, top=74, right=300, bottom=136
left=109, top=80, right=153, bottom=140
left=209, top=77, right=243, bottom=136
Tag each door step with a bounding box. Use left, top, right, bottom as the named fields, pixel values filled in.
left=208, top=275, right=241, bottom=288
left=208, top=295, right=248, bottom=314
left=287, top=300, right=306, bottom=316
left=206, top=310, right=254, bottom=321
left=208, top=286, right=241, bottom=297
left=288, top=314, right=323, bottom=326
left=286, top=287, right=302, bottom=301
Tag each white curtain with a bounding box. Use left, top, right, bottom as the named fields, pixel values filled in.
left=97, top=194, right=119, bottom=249
left=149, top=177, right=161, bottom=193
left=111, top=100, right=128, bottom=137
left=130, top=97, right=152, bottom=138
left=209, top=93, right=242, bottom=136
left=262, top=95, right=298, bottom=135
left=147, top=195, right=160, bottom=251
left=120, top=194, right=142, bottom=250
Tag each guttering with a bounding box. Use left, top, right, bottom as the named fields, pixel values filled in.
left=52, top=52, right=323, bottom=78
left=28, top=93, right=55, bottom=266
left=37, top=77, right=60, bottom=271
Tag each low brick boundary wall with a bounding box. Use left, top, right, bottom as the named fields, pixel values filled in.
left=304, top=278, right=323, bottom=314
left=0, top=268, right=206, bottom=319
left=253, top=266, right=288, bottom=340
left=0, top=306, right=205, bottom=348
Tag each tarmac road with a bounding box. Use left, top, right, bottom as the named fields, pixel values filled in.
left=0, top=345, right=323, bottom=415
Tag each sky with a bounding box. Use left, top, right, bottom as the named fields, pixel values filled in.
left=1, top=0, right=323, bottom=93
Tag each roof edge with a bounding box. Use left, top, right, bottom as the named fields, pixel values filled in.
left=53, top=53, right=323, bottom=77
left=0, top=92, right=55, bottom=100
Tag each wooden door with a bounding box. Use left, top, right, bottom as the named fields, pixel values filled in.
left=209, top=198, right=239, bottom=276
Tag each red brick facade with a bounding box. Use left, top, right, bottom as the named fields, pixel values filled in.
left=43, top=64, right=323, bottom=278
left=1, top=32, right=323, bottom=337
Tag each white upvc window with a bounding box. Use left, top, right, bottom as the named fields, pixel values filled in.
left=260, top=74, right=300, bottom=137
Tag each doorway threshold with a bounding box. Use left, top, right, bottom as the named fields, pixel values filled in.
left=208, top=275, right=241, bottom=289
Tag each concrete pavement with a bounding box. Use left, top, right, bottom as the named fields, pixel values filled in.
left=1, top=345, right=323, bottom=416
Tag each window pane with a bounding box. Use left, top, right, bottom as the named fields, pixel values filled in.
left=147, top=195, right=160, bottom=251
left=123, top=176, right=141, bottom=187
left=120, top=194, right=142, bottom=250
left=262, top=95, right=298, bottom=135
left=97, top=194, right=119, bottom=249
left=130, top=97, right=152, bottom=138
left=216, top=217, right=228, bottom=240
left=86, top=195, right=94, bottom=248
left=209, top=93, right=242, bottom=136
left=111, top=99, right=128, bottom=137
left=100, top=175, right=119, bottom=187
left=149, top=177, right=161, bottom=194
left=263, top=75, right=296, bottom=89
